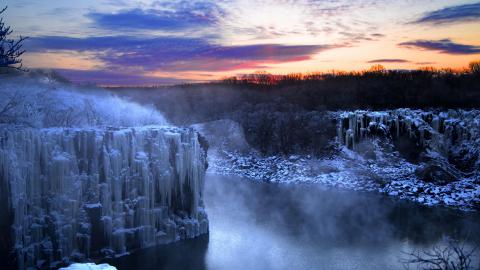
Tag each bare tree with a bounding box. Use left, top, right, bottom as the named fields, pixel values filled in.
left=402, top=239, right=478, bottom=270
left=469, top=60, right=480, bottom=75
left=84, top=99, right=100, bottom=126
left=0, top=6, right=27, bottom=71
left=0, top=90, right=25, bottom=124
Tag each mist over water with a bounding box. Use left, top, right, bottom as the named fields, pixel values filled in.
left=106, top=174, right=480, bottom=270
left=2, top=0, right=480, bottom=266
left=2, top=74, right=479, bottom=270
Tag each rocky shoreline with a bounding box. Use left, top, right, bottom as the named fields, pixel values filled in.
left=208, top=149, right=479, bottom=211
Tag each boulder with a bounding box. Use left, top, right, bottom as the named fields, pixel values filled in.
left=415, top=162, right=458, bottom=185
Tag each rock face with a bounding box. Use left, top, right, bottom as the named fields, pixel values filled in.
left=415, top=162, right=458, bottom=185
left=0, top=126, right=208, bottom=269
left=336, top=109, right=480, bottom=178
left=191, top=119, right=251, bottom=154
left=337, top=110, right=475, bottom=150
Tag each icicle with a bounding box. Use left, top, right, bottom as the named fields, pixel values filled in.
left=0, top=126, right=208, bottom=270
left=336, top=110, right=480, bottom=163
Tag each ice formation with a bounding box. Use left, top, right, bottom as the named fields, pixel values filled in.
left=201, top=110, right=480, bottom=210
left=336, top=109, right=479, bottom=159
left=336, top=109, right=480, bottom=177
left=0, top=126, right=208, bottom=269
left=60, top=263, right=116, bottom=270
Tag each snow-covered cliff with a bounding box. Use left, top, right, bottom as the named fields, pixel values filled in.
left=203, top=110, right=479, bottom=210
left=336, top=109, right=479, bottom=154
left=0, top=126, right=208, bottom=269
left=336, top=109, right=480, bottom=177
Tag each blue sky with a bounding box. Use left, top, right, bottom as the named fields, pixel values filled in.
left=4, top=0, right=480, bottom=85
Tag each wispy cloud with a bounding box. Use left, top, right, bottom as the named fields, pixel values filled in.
left=399, top=39, right=480, bottom=55
left=12, top=0, right=480, bottom=85
left=88, top=1, right=222, bottom=31
left=55, top=69, right=185, bottom=86
left=215, top=0, right=388, bottom=44
left=88, top=8, right=216, bottom=30
left=415, top=62, right=436, bottom=65
left=367, top=59, right=410, bottom=63
left=414, top=2, right=480, bottom=24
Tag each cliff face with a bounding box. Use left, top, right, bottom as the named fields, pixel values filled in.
left=336, top=109, right=480, bottom=178
left=0, top=126, right=208, bottom=269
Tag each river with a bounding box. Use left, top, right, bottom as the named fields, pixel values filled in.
left=105, top=174, right=480, bottom=270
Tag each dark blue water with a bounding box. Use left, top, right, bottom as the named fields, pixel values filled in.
left=105, top=174, right=480, bottom=270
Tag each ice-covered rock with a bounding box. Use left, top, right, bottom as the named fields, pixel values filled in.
left=191, top=119, right=251, bottom=154
left=207, top=110, right=480, bottom=211
left=415, top=162, right=458, bottom=185
left=337, top=110, right=478, bottom=149
left=0, top=126, right=208, bottom=269
left=60, top=263, right=116, bottom=270
left=336, top=109, right=480, bottom=177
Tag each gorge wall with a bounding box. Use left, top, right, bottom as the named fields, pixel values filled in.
left=0, top=126, right=208, bottom=269
left=336, top=109, right=480, bottom=181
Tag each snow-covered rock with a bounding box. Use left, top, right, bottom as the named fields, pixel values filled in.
left=336, top=110, right=479, bottom=166
left=336, top=109, right=480, bottom=180
left=191, top=119, right=251, bottom=154
left=60, top=263, right=116, bottom=270
left=204, top=110, right=480, bottom=211
left=208, top=148, right=479, bottom=211
left=0, top=126, right=208, bottom=269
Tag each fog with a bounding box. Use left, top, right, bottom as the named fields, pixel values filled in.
left=105, top=173, right=479, bottom=270
left=0, top=74, right=167, bottom=128
left=1, top=72, right=479, bottom=269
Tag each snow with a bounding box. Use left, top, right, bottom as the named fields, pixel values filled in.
left=0, top=126, right=208, bottom=269
left=204, top=109, right=480, bottom=211
left=208, top=148, right=479, bottom=211
left=60, top=263, right=117, bottom=270
left=0, top=75, right=167, bottom=128
left=84, top=203, right=102, bottom=209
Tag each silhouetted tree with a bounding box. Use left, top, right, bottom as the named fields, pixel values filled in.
left=0, top=6, right=27, bottom=71
left=470, top=60, right=480, bottom=75
left=367, top=64, right=386, bottom=75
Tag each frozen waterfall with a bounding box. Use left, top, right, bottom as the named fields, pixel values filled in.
left=336, top=109, right=480, bottom=153
left=336, top=109, right=480, bottom=179
left=0, top=126, right=208, bottom=269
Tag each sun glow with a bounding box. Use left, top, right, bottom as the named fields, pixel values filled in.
left=6, top=0, right=480, bottom=85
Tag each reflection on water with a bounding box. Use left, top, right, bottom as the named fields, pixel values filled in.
left=106, top=174, right=480, bottom=270
left=105, top=235, right=209, bottom=270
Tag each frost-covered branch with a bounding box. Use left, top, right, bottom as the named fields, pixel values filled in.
left=402, top=240, right=478, bottom=270
left=0, top=76, right=168, bottom=128
left=0, top=91, right=22, bottom=116
left=0, top=6, right=28, bottom=71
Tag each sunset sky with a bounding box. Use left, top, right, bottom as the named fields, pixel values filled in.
left=5, top=0, right=480, bottom=85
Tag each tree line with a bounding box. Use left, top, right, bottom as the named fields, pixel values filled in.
left=111, top=64, right=480, bottom=156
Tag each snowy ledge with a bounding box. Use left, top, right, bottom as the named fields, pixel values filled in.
left=60, top=263, right=117, bottom=270
left=208, top=149, right=480, bottom=211
left=195, top=109, right=479, bottom=212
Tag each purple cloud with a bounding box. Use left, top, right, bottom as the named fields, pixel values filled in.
left=414, top=2, right=480, bottom=24
left=55, top=69, right=186, bottom=86
left=399, top=39, right=480, bottom=55
left=88, top=2, right=221, bottom=30
left=27, top=36, right=335, bottom=72
left=27, top=36, right=211, bottom=65
left=367, top=59, right=410, bottom=63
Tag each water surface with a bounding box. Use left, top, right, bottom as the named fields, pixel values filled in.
left=106, top=174, right=480, bottom=270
